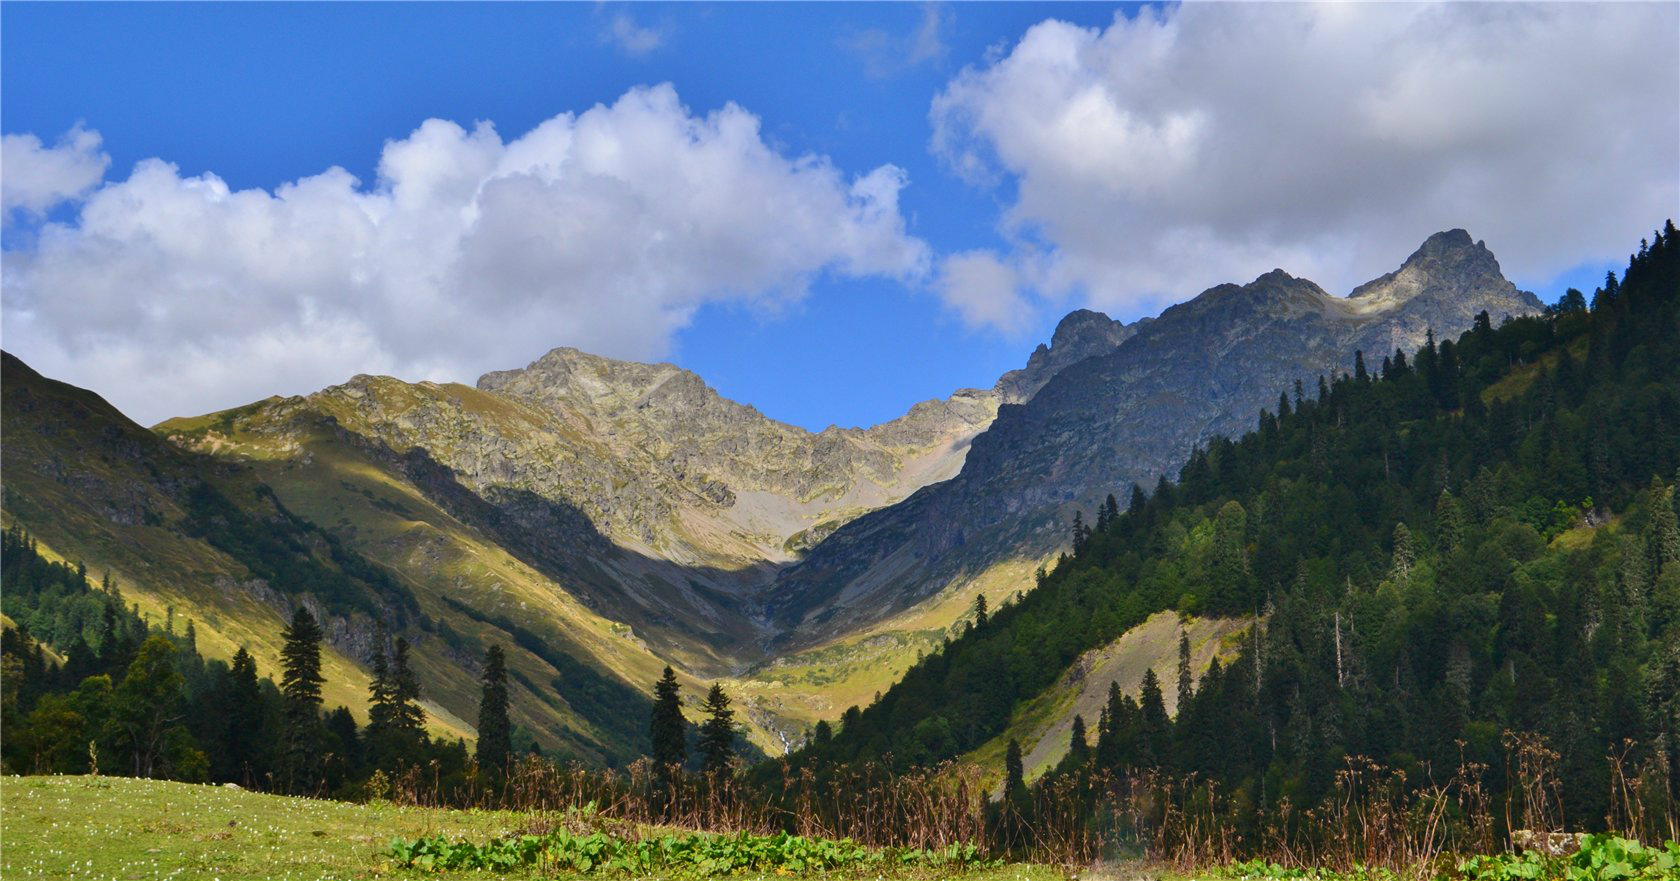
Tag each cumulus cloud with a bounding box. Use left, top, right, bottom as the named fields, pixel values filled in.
left=935, top=250, right=1033, bottom=336
left=931, top=2, right=1680, bottom=316
left=1, top=124, right=110, bottom=219
left=1, top=85, right=928, bottom=424
left=602, top=13, right=668, bottom=57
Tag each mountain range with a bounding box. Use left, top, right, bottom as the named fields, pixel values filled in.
left=0, top=229, right=1540, bottom=760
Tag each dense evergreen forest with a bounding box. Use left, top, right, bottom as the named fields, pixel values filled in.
left=783, top=222, right=1680, bottom=842
left=0, top=525, right=509, bottom=794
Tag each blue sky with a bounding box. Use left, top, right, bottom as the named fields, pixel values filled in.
left=4, top=2, right=1673, bottom=429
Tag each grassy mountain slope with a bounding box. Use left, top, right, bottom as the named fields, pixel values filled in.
left=1, top=353, right=652, bottom=762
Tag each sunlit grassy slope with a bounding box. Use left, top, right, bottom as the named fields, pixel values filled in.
left=965, top=611, right=1251, bottom=785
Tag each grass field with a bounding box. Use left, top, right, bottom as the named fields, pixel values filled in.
left=0, top=776, right=1073, bottom=881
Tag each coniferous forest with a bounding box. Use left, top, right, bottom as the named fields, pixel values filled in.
left=773, top=221, right=1680, bottom=855
left=3, top=222, right=1678, bottom=875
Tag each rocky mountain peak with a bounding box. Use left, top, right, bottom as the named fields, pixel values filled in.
left=1346, top=229, right=1524, bottom=315
left=994, top=309, right=1138, bottom=404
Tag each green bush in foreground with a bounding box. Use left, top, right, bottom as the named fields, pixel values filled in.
left=1456, top=835, right=1679, bottom=881
left=388, top=828, right=994, bottom=875
left=1218, top=835, right=1680, bottom=881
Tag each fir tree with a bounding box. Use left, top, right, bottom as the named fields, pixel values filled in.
left=1004, top=738, right=1025, bottom=797
left=475, top=645, right=511, bottom=773
left=1435, top=491, right=1464, bottom=554
left=649, top=666, right=686, bottom=776
left=388, top=638, right=425, bottom=734
left=697, top=683, right=735, bottom=774
left=279, top=607, right=325, bottom=793
left=1139, top=668, right=1169, bottom=769
left=221, top=647, right=265, bottom=784
left=1176, top=629, right=1193, bottom=710
left=366, top=641, right=396, bottom=732
left=973, top=594, right=988, bottom=629
left=1390, top=523, right=1415, bottom=581
left=1067, top=714, right=1089, bottom=766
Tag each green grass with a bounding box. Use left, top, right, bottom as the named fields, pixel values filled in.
left=0, top=776, right=1070, bottom=881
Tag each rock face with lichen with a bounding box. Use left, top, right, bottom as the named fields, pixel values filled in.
left=762, top=231, right=1542, bottom=644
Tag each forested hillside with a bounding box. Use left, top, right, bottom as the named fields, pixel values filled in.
left=789, top=222, right=1680, bottom=836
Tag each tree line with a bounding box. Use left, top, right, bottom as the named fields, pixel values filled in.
left=0, top=527, right=518, bottom=797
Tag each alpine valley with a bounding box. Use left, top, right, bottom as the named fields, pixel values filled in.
left=1, top=230, right=1542, bottom=763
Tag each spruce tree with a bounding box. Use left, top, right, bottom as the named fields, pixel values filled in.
left=1068, top=714, right=1089, bottom=766
left=697, top=683, right=735, bottom=774
left=221, top=647, right=265, bottom=784
left=279, top=607, right=325, bottom=793
left=649, top=666, right=686, bottom=775
left=1391, top=523, right=1416, bottom=581
left=1176, top=629, right=1193, bottom=711
left=388, top=638, right=425, bottom=734
left=973, top=594, right=988, bottom=629
left=475, top=645, right=511, bottom=773
left=366, top=642, right=396, bottom=732
left=1139, top=668, right=1169, bottom=769
left=1004, top=738, right=1025, bottom=796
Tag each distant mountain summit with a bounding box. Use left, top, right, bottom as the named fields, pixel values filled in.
left=763, top=231, right=1542, bottom=642
left=994, top=309, right=1142, bottom=404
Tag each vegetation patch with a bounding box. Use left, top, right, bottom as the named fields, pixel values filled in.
left=389, top=827, right=995, bottom=875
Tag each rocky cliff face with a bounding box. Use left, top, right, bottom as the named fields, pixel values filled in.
left=993, top=310, right=1142, bottom=404
left=762, top=231, right=1542, bottom=642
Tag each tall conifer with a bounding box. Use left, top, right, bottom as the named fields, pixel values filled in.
left=475, top=645, right=511, bottom=773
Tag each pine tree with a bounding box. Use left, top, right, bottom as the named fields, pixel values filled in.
left=649, top=666, right=686, bottom=776
left=1067, top=714, right=1089, bottom=766
left=388, top=638, right=425, bottom=734
left=221, top=647, right=265, bottom=784
left=475, top=645, right=511, bottom=773
left=1435, top=491, right=1464, bottom=554
left=1176, top=629, right=1193, bottom=711
left=1650, top=482, right=1680, bottom=571
left=1004, top=738, right=1025, bottom=796
left=279, top=607, right=325, bottom=793
left=1139, top=668, right=1169, bottom=769
left=366, top=641, right=396, bottom=732
left=973, top=594, right=988, bottom=629
left=697, top=683, right=735, bottom=774
left=1390, top=523, right=1415, bottom=582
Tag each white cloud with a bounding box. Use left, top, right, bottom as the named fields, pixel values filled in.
left=1, top=124, right=110, bottom=219
left=931, top=3, right=1680, bottom=316
left=934, top=250, right=1033, bottom=337
left=844, top=3, right=951, bottom=80
left=603, top=13, right=668, bottom=58
left=1, top=85, right=929, bottom=424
